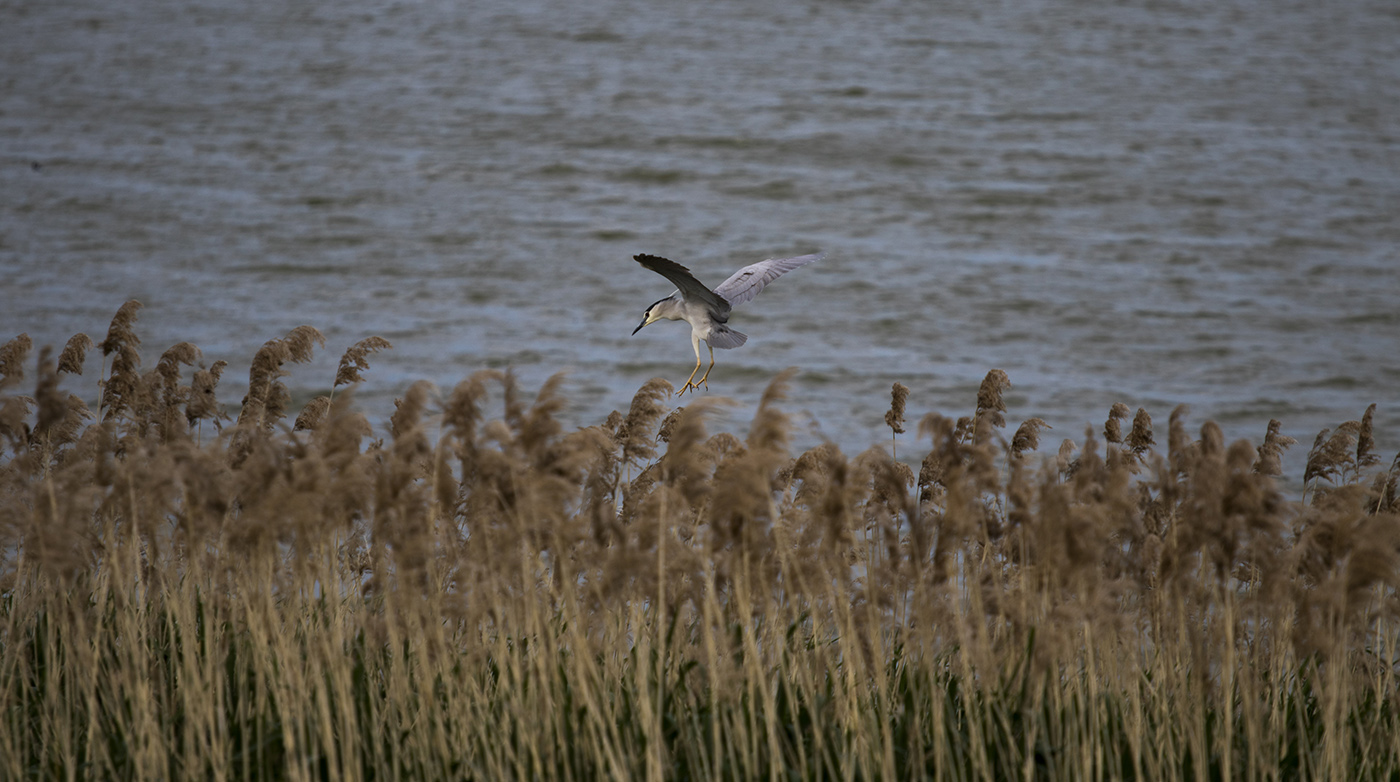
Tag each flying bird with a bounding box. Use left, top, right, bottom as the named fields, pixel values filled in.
left=631, top=251, right=823, bottom=395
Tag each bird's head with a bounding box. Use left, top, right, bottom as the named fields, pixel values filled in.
left=632, top=298, right=668, bottom=335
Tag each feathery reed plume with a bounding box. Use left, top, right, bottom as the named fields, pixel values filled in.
left=656, top=407, right=683, bottom=445
left=185, top=360, right=228, bottom=432
left=96, top=300, right=144, bottom=421
left=518, top=372, right=569, bottom=459
left=747, top=368, right=797, bottom=456
left=0, top=333, right=32, bottom=390
left=98, top=300, right=142, bottom=356
left=1304, top=426, right=1356, bottom=488
left=1010, top=417, right=1050, bottom=461
left=917, top=412, right=956, bottom=506
left=153, top=342, right=201, bottom=441
left=1168, top=404, right=1192, bottom=474
left=389, top=380, right=433, bottom=450
left=1377, top=452, right=1400, bottom=513
left=156, top=343, right=201, bottom=391
left=238, top=338, right=290, bottom=430
left=1125, top=408, right=1154, bottom=456
left=237, top=326, right=325, bottom=431
left=335, top=336, right=394, bottom=388
left=294, top=395, right=332, bottom=431
left=57, top=333, right=93, bottom=375
left=442, top=369, right=504, bottom=486
left=282, top=324, right=325, bottom=364
left=617, top=377, right=673, bottom=467
left=1104, top=402, right=1130, bottom=444
left=656, top=399, right=722, bottom=491
left=31, top=347, right=65, bottom=444
left=442, top=369, right=502, bottom=445
left=29, top=350, right=91, bottom=453
left=1357, top=403, right=1380, bottom=472
left=885, top=382, right=909, bottom=456
left=974, top=369, right=1010, bottom=431
left=1254, top=419, right=1296, bottom=477
left=1056, top=438, right=1078, bottom=479
left=712, top=374, right=796, bottom=552
left=0, top=395, right=29, bottom=452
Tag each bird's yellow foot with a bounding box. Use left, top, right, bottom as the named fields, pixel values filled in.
left=678, top=363, right=703, bottom=396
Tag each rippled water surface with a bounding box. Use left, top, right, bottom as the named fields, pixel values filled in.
left=5, top=0, right=1400, bottom=477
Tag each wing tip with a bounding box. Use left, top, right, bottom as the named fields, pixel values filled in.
left=634, top=253, right=689, bottom=272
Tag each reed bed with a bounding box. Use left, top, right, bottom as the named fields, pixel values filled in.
left=1, top=302, right=1398, bottom=781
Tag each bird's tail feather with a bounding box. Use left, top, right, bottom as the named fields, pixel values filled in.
left=706, top=326, right=747, bottom=349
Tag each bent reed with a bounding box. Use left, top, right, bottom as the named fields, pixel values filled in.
left=2, top=303, right=1399, bottom=781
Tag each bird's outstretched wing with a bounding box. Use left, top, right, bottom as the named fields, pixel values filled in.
left=713, top=252, right=824, bottom=307
left=635, top=254, right=729, bottom=314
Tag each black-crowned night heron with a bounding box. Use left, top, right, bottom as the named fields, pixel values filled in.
left=631, top=251, right=823, bottom=395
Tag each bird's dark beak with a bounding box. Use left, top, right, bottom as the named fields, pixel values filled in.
left=631, top=320, right=645, bottom=336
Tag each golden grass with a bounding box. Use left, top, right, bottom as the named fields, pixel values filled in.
left=1, top=302, right=1398, bottom=781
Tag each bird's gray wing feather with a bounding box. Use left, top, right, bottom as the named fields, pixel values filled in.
left=634, top=254, right=729, bottom=313
left=713, top=252, right=824, bottom=307
left=705, top=325, right=747, bottom=349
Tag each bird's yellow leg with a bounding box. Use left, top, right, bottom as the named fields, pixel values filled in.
left=696, top=344, right=716, bottom=389
left=678, top=337, right=703, bottom=396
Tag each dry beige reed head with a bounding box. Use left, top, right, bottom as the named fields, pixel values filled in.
left=746, top=368, right=798, bottom=455
left=185, top=360, right=229, bottom=430
left=1125, top=408, right=1154, bottom=455
left=974, top=369, right=1010, bottom=430
left=1168, top=404, right=1192, bottom=473
left=1010, top=417, right=1050, bottom=460
left=57, top=333, right=93, bottom=375
left=617, top=377, right=674, bottom=466
left=1104, top=402, right=1131, bottom=444
left=1358, top=403, right=1380, bottom=472
left=885, top=382, right=909, bottom=435
left=155, top=343, right=201, bottom=393
left=0, top=333, right=33, bottom=391
left=1253, top=419, right=1296, bottom=477
left=294, top=395, right=332, bottom=431
left=335, top=336, right=394, bottom=388
left=237, top=326, right=325, bottom=431
left=1305, top=426, right=1356, bottom=486
left=98, top=300, right=142, bottom=357
left=31, top=347, right=65, bottom=440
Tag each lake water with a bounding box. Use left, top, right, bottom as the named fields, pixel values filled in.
left=4, top=0, right=1399, bottom=484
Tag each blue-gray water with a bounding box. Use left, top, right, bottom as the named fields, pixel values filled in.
left=4, top=0, right=1399, bottom=482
